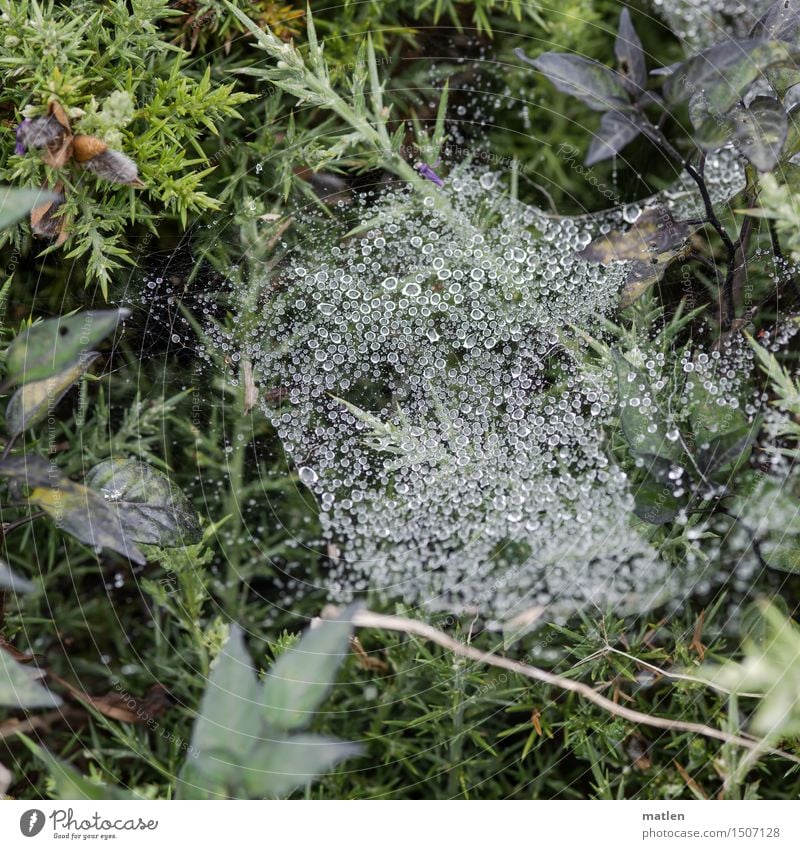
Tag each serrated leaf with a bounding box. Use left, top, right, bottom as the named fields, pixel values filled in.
left=3, top=310, right=128, bottom=387
left=4, top=353, right=99, bottom=437
left=585, top=110, right=642, bottom=166
left=261, top=611, right=354, bottom=730
left=729, top=96, right=788, bottom=172
left=0, top=652, right=61, bottom=709
left=0, top=456, right=145, bottom=565
left=0, top=187, right=58, bottom=231
left=85, top=459, right=201, bottom=547
left=516, top=49, right=629, bottom=112
left=579, top=208, right=692, bottom=264
left=0, top=559, right=34, bottom=593
left=615, top=8, right=646, bottom=94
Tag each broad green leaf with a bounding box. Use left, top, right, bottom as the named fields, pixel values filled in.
left=729, top=97, right=788, bottom=172
left=178, top=621, right=360, bottom=799
left=85, top=459, right=202, bottom=547
left=0, top=559, right=34, bottom=593
left=579, top=208, right=692, bottom=264
left=700, top=603, right=800, bottom=737
left=614, top=351, right=680, bottom=460
left=585, top=110, right=642, bottom=167
left=516, top=49, right=629, bottom=112
left=3, top=309, right=128, bottom=387
left=4, top=353, right=99, bottom=437
left=632, top=475, right=683, bottom=524
left=0, top=652, right=61, bottom=709
left=696, top=421, right=760, bottom=480
left=18, top=738, right=133, bottom=800
left=0, top=456, right=146, bottom=565
left=185, top=625, right=262, bottom=757
left=0, top=187, right=58, bottom=231
left=261, top=612, right=354, bottom=730
left=234, top=734, right=360, bottom=799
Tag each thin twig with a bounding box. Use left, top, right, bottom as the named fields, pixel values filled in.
left=347, top=609, right=800, bottom=766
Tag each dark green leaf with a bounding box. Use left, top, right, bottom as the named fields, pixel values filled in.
left=614, top=351, right=680, bottom=459
left=3, top=309, right=128, bottom=387
left=261, top=611, right=354, bottom=731
left=696, top=421, right=759, bottom=480
left=615, top=8, right=646, bottom=94
left=665, top=39, right=796, bottom=114
left=516, top=49, right=629, bottom=112
left=585, top=110, right=642, bottom=166
left=729, top=96, right=788, bottom=172
left=751, top=0, right=800, bottom=43
left=0, top=652, right=61, bottom=709
left=4, top=353, right=99, bottom=437
left=632, top=476, right=683, bottom=524
left=85, top=459, right=201, bottom=547
left=0, top=186, right=58, bottom=231
left=0, top=456, right=146, bottom=565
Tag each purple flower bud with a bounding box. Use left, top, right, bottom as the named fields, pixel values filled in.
left=415, top=161, right=444, bottom=188
left=15, top=119, right=31, bottom=155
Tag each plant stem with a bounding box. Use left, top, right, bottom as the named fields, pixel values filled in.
left=638, top=117, right=738, bottom=328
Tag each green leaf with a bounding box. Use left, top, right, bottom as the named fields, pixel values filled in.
left=632, top=475, right=683, bottom=524
left=614, top=351, right=679, bottom=460
left=0, top=652, right=61, bottom=709
left=183, top=625, right=262, bottom=758
left=85, top=459, right=202, bottom=547
left=0, top=456, right=146, bottom=565
left=178, top=617, right=360, bottom=799
left=3, top=309, right=129, bottom=387
left=0, top=187, right=58, bottom=231
left=751, top=0, right=800, bottom=43
left=4, top=353, right=99, bottom=437
left=516, top=49, right=630, bottom=112
left=261, top=611, right=354, bottom=730
left=0, top=559, right=34, bottom=593
left=665, top=40, right=798, bottom=115
left=699, top=602, right=800, bottom=738
left=18, top=738, right=133, bottom=800
left=729, top=97, right=788, bottom=172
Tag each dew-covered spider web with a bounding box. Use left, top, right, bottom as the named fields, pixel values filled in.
left=194, top=148, right=749, bottom=622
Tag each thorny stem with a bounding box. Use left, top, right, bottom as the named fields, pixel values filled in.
left=343, top=608, right=800, bottom=767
